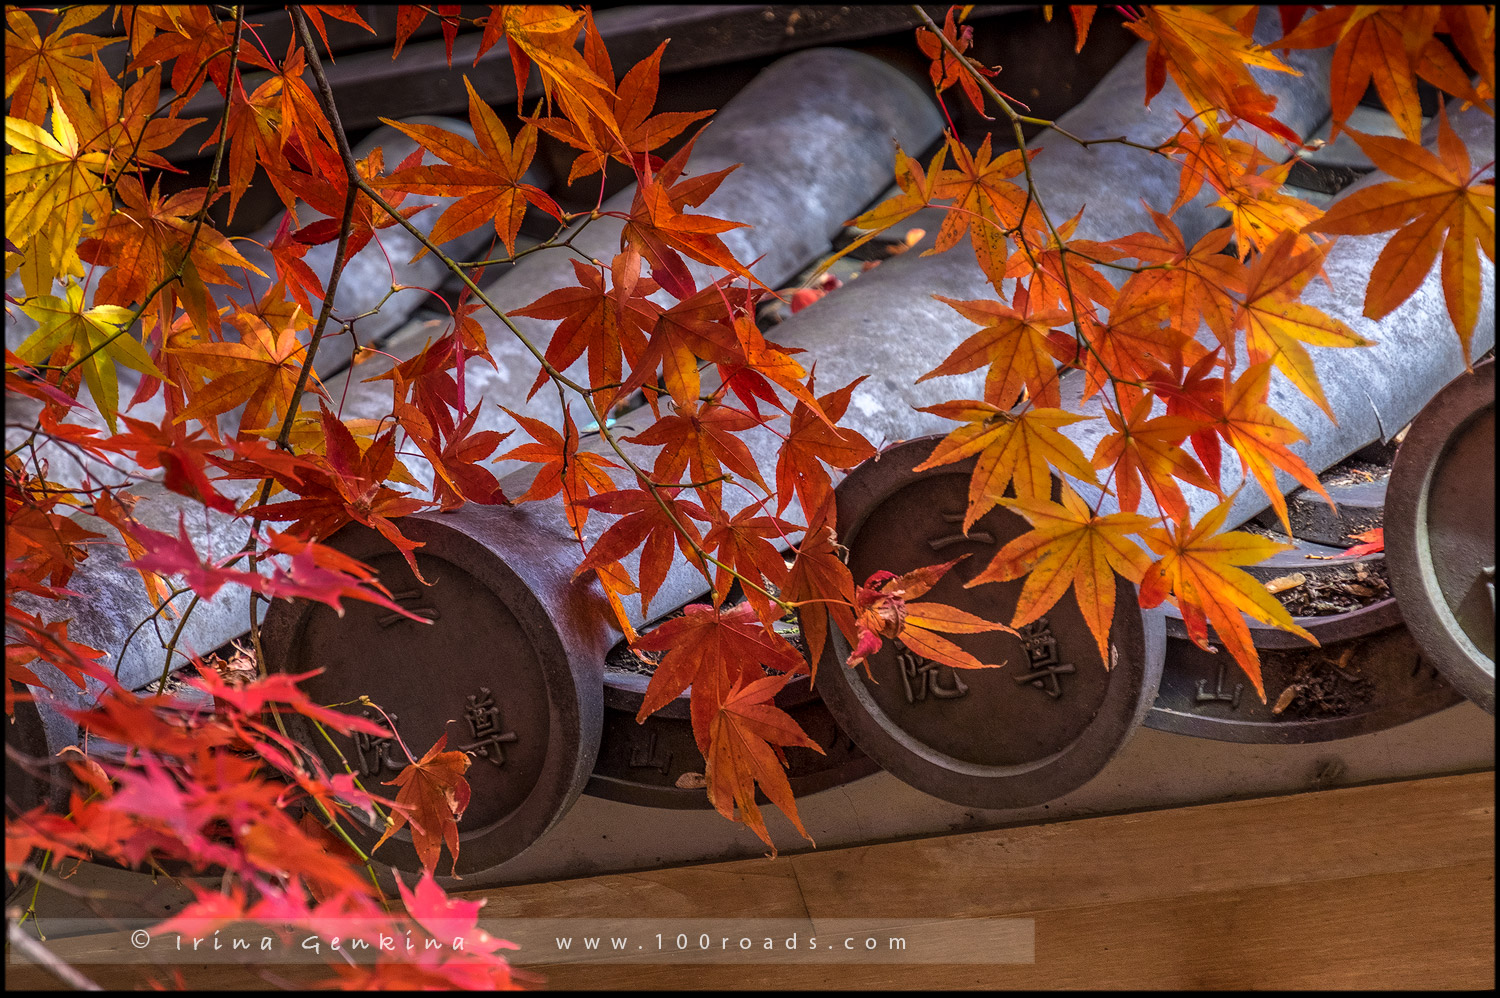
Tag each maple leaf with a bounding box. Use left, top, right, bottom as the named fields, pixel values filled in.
left=508, top=254, right=660, bottom=403
left=1004, top=213, right=1119, bottom=321
left=89, top=488, right=175, bottom=607
left=199, top=41, right=335, bottom=222
left=261, top=530, right=437, bottom=623
left=576, top=484, right=710, bottom=616
left=615, top=277, right=757, bottom=409
left=246, top=406, right=431, bottom=583
left=1091, top=394, right=1221, bottom=524
left=1342, top=527, right=1385, bottom=558
left=496, top=406, right=617, bottom=528
left=619, top=142, right=757, bottom=300
left=264, top=211, right=325, bottom=316
left=4, top=7, right=121, bottom=125
left=968, top=484, right=1154, bottom=665
left=1140, top=348, right=1229, bottom=483
left=702, top=502, right=798, bottom=626
left=1275, top=5, right=1442, bottom=141
left=774, top=376, right=875, bottom=518
left=929, top=134, right=1032, bottom=282
left=374, top=77, right=562, bottom=256
left=127, top=6, right=273, bottom=102
left=5, top=91, right=111, bottom=297
left=74, top=60, right=200, bottom=173
left=171, top=305, right=317, bottom=437
left=374, top=731, right=472, bottom=876
left=283, top=143, right=428, bottom=258
left=531, top=39, right=714, bottom=181
left=299, top=5, right=375, bottom=57
left=704, top=672, right=822, bottom=852
left=394, top=871, right=514, bottom=960
left=816, top=142, right=948, bottom=274
left=916, top=7, right=997, bottom=118
left=5, top=610, right=108, bottom=702
left=190, top=667, right=392, bottom=738
left=921, top=293, right=1074, bottom=409
left=392, top=4, right=459, bottom=62
left=783, top=497, right=857, bottom=678
left=914, top=401, right=1099, bottom=532
left=630, top=601, right=806, bottom=745
left=78, top=175, right=260, bottom=338
left=1233, top=231, right=1374, bottom=419
left=849, top=558, right=1011, bottom=674
left=1106, top=204, right=1247, bottom=360
left=1209, top=362, right=1333, bottom=537
left=1138, top=495, right=1317, bottom=703
left=715, top=314, right=821, bottom=421
left=501, top=4, right=619, bottom=139
left=398, top=401, right=511, bottom=512
left=624, top=398, right=768, bottom=510
left=1129, top=5, right=1303, bottom=144
left=1303, top=109, right=1496, bottom=365
left=1070, top=5, right=1097, bottom=51
left=1213, top=155, right=1324, bottom=258
left=4, top=478, right=102, bottom=597
left=16, top=281, right=164, bottom=433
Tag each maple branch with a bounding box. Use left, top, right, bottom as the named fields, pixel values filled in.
left=56, top=5, right=245, bottom=380
left=105, top=42, right=238, bottom=196
left=912, top=6, right=1138, bottom=434
left=1013, top=115, right=1167, bottom=156
left=457, top=210, right=600, bottom=268
left=116, top=583, right=192, bottom=680
left=284, top=8, right=802, bottom=628
left=7, top=921, right=101, bottom=991
left=155, top=593, right=202, bottom=692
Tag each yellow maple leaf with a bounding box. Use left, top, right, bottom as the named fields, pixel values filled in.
left=17, top=281, right=163, bottom=432
left=5, top=90, right=111, bottom=296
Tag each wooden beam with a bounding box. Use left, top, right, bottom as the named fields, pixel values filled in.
left=7, top=773, right=1492, bottom=989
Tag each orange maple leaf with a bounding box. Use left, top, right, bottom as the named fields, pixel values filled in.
left=171, top=306, right=318, bottom=436
left=968, top=484, right=1155, bottom=666
left=1210, top=362, right=1333, bottom=537
left=1138, top=495, right=1316, bottom=703
left=496, top=406, right=619, bottom=528
left=815, top=142, right=948, bottom=274
left=1233, top=231, right=1374, bottom=419
left=1091, top=393, right=1221, bottom=524
left=849, top=558, right=1012, bottom=674
left=914, top=401, right=1099, bottom=532
left=703, top=503, right=799, bottom=626
left=375, top=77, right=563, bottom=257
left=5, top=7, right=122, bottom=125
left=575, top=483, right=710, bottom=616
left=1275, top=6, right=1442, bottom=141
left=79, top=175, right=259, bottom=338
left=705, top=671, right=823, bottom=853
left=1129, top=5, right=1302, bottom=144
left=624, top=398, right=767, bottom=510
left=374, top=731, right=472, bottom=876
left=929, top=134, right=1031, bottom=282
left=630, top=601, right=806, bottom=743
left=774, top=375, right=875, bottom=519
left=618, top=133, right=755, bottom=300
left=530, top=38, right=714, bottom=182
left=1303, top=109, right=1495, bottom=365
left=784, top=497, right=857, bottom=678
left=1106, top=204, right=1247, bottom=361
left=916, top=6, right=998, bottom=118
left=507, top=254, right=660, bottom=402
left=922, top=292, right=1073, bottom=409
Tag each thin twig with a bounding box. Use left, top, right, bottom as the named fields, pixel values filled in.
left=7, top=921, right=102, bottom=991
